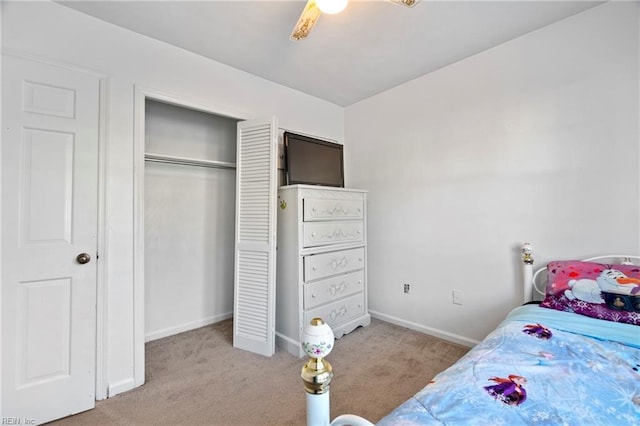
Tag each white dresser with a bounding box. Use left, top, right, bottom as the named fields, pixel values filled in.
left=276, top=185, right=371, bottom=357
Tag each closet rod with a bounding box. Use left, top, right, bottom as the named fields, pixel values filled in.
left=144, top=152, right=236, bottom=170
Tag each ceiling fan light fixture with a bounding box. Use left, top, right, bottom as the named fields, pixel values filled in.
left=388, top=0, right=419, bottom=7
left=316, top=0, right=348, bottom=15
left=291, top=1, right=323, bottom=41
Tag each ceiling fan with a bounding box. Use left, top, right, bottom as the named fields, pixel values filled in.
left=291, top=0, right=419, bottom=41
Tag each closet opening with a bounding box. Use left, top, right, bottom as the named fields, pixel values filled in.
left=143, top=99, right=240, bottom=347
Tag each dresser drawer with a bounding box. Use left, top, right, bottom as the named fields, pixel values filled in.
left=303, top=198, right=363, bottom=222
left=304, top=270, right=365, bottom=310
left=302, top=221, right=364, bottom=248
left=304, top=293, right=366, bottom=329
left=304, top=247, right=365, bottom=282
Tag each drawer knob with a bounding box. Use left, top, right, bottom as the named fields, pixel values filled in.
left=312, top=293, right=317, bottom=298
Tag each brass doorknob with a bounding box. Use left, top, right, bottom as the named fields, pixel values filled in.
left=76, top=253, right=91, bottom=264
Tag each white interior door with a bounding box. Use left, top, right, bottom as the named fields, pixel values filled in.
left=233, top=117, right=278, bottom=357
left=1, top=55, right=100, bottom=423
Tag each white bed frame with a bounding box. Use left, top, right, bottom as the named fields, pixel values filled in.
left=522, top=242, right=640, bottom=304
left=305, top=243, right=640, bottom=426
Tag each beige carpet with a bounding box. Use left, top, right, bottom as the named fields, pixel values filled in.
left=52, top=318, right=468, bottom=425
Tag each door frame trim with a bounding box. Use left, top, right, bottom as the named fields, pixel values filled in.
left=132, top=85, right=251, bottom=387
left=0, top=49, right=110, bottom=401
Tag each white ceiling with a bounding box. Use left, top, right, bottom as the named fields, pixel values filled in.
left=58, top=0, right=603, bottom=106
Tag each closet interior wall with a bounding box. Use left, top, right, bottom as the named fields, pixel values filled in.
left=144, top=99, right=239, bottom=342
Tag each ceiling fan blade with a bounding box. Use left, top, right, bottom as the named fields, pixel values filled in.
left=291, top=0, right=322, bottom=41
left=388, top=0, right=419, bottom=7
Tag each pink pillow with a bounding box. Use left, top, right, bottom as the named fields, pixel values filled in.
left=540, top=260, right=640, bottom=325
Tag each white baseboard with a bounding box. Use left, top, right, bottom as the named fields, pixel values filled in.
left=145, top=312, right=233, bottom=342
left=369, top=310, right=479, bottom=347
left=108, top=378, right=135, bottom=397
left=275, top=332, right=302, bottom=357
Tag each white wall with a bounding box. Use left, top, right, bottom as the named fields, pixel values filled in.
left=2, top=0, right=344, bottom=397
left=144, top=101, right=237, bottom=342
left=345, top=2, right=640, bottom=345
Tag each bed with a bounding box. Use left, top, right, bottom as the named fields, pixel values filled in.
left=303, top=245, right=640, bottom=426
left=377, top=305, right=639, bottom=425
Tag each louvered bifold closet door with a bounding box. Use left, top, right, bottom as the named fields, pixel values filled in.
left=233, top=117, right=278, bottom=356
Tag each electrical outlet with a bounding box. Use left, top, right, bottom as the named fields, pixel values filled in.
left=452, top=289, right=463, bottom=305
left=404, top=283, right=410, bottom=294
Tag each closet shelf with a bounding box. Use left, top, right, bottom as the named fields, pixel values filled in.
left=144, top=152, right=236, bottom=170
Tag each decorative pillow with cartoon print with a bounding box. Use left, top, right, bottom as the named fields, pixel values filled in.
left=540, top=260, right=640, bottom=325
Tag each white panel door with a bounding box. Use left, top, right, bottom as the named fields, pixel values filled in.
left=233, top=118, right=278, bottom=357
left=1, top=55, right=100, bottom=423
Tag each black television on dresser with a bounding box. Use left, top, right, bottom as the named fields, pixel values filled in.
left=284, top=132, right=344, bottom=187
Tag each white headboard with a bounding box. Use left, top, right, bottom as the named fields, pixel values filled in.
left=521, top=243, right=640, bottom=304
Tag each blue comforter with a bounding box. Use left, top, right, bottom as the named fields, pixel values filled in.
left=377, top=305, right=640, bottom=425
